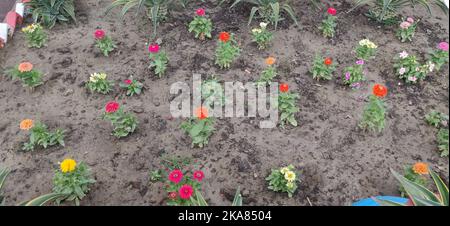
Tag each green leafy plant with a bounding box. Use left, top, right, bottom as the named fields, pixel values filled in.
left=266, top=165, right=299, bottom=198
left=7, top=62, right=43, bottom=88
left=399, top=164, right=429, bottom=197
left=22, top=23, right=47, bottom=48
left=355, top=39, right=378, bottom=61
left=120, top=78, right=143, bottom=96
left=351, top=0, right=448, bottom=25
left=225, top=0, right=298, bottom=29
left=53, top=159, right=96, bottom=206
left=188, top=8, right=213, bottom=40
left=376, top=168, right=448, bottom=206
left=257, top=57, right=278, bottom=86
left=310, top=56, right=336, bottom=81
left=277, top=84, right=299, bottom=127
left=393, top=51, right=429, bottom=84
left=428, top=42, right=449, bottom=71
left=20, top=121, right=65, bottom=152
left=102, top=102, right=138, bottom=138
left=342, top=61, right=365, bottom=87
left=425, top=111, right=448, bottom=128
left=26, top=0, right=76, bottom=28
left=181, top=117, right=215, bottom=148
left=396, top=18, right=419, bottom=42
left=318, top=7, right=337, bottom=38
left=200, top=76, right=225, bottom=108
left=359, top=84, right=388, bottom=133
left=191, top=187, right=243, bottom=206
left=94, top=30, right=117, bottom=57
left=86, top=72, right=113, bottom=94
left=437, top=128, right=449, bottom=157
left=251, top=22, right=273, bottom=49
left=215, top=32, right=241, bottom=69
left=148, top=44, right=169, bottom=78
left=0, top=168, right=9, bottom=205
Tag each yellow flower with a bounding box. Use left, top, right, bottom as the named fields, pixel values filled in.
left=359, top=39, right=377, bottom=49
left=286, top=182, right=294, bottom=189
left=280, top=167, right=290, bottom=175
left=98, top=73, right=107, bottom=80
left=284, top=171, right=296, bottom=182
left=252, top=28, right=262, bottom=34
left=60, top=159, right=77, bottom=173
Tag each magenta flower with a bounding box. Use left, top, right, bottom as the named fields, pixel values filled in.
left=193, top=170, right=204, bottom=182
left=438, top=42, right=449, bottom=52
left=94, top=29, right=105, bottom=40
left=148, top=44, right=160, bottom=53
left=196, top=8, right=205, bottom=16
left=345, top=72, right=351, bottom=81
left=179, top=184, right=194, bottom=200
left=124, top=79, right=132, bottom=85
left=356, top=60, right=365, bottom=65
left=168, top=169, right=183, bottom=184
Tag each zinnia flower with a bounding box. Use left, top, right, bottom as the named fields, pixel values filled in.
left=60, top=159, right=77, bottom=173
left=356, top=59, right=365, bottom=65
left=219, top=32, right=231, bottom=43
left=345, top=72, right=351, bottom=80
left=168, top=169, right=183, bottom=184
left=372, top=84, right=388, bottom=98
left=18, top=62, right=33, bottom=72
left=327, top=7, right=337, bottom=16
left=280, top=167, right=290, bottom=175
left=20, top=119, right=34, bottom=130
left=195, top=106, right=208, bottom=120
left=284, top=171, right=296, bottom=182
left=399, top=51, right=409, bottom=59
left=324, top=57, right=333, bottom=66
left=279, top=83, right=289, bottom=93
left=438, top=42, right=449, bottom=51
left=412, top=162, right=429, bottom=175
left=148, top=44, right=160, bottom=53
left=351, top=82, right=361, bottom=89
left=252, top=28, right=262, bottom=34
left=265, top=57, right=276, bottom=66
left=399, top=67, right=406, bottom=75
left=168, top=192, right=177, bottom=200
left=193, top=170, right=205, bottom=182
left=94, top=29, right=105, bottom=40
left=400, top=21, right=411, bottom=29
left=196, top=8, right=205, bottom=16
left=179, top=184, right=194, bottom=200
left=408, top=76, right=417, bottom=82
left=260, top=22, right=268, bottom=29
left=124, top=79, right=132, bottom=85
left=105, top=101, right=120, bottom=113
left=406, top=17, right=414, bottom=23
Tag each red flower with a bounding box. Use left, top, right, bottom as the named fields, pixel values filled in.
left=279, top=83, right=289, bottom=93
left=124, top=79, right=132, bottom=85
left=94, top=29, right=105, bottom=40
left=324, top=57, right=333, bottom=66
left=372, top=84, right=388, bottom=98
left=179, top=184, right=194, bottom=200
left=327, top=7, right=337, bottom=16
left=219, top=32, right=231, bottom=43
left=105, top=101, right=120, bottom=113
left=195, top=106, right=208, bottom=120
left=193, top=170, right=204, bottom=182
left=168, top=169, right=183, bottom=184
left=196, top=8, right=205, bottom=16
left=168, top=192, right=177, bottom=200
left=148, top=44, right=160, bottom=53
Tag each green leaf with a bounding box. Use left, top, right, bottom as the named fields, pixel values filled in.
left=21, top=193, right=68, bottom=206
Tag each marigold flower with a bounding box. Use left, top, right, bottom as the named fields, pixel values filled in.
left=324, top=57, right=333, bottom=66
left=196, top=8, right=205, bottom=16
left=438, top=42, right=449, bottom=52
left=20, top=119, right=34, bottom=130
left=265, top=57, right=276, bottom=66
left=193, top=170, right=205, bottom=182
left=148, top=44, right=160, bottom=53
left=94, top=29, right=105, bottom=40
left=105, top=101, right=120, bottom=113
left=412, top=162, right=429, bottom=175
left=372, top=84, right=388, bottom=98
left=219, top=32, right=231, bottom=43
left=195, top=106, right=208, bottom=120
left=60, top=159, right=77, bottom=173
left=284, top=171, right=296, bottom=182
left=179, top=184, right=194, bottom=200
left=327, top=7, right=337, bottom=16
left=18, top=62, right=33, bottom=73
left=168, top=169, right=183, bottom=184
left=279, top=83, right=289, bottom=93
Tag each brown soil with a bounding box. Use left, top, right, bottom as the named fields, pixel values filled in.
left=0, top=0, right=448, bottom=206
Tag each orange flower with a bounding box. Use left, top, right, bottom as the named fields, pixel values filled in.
left=412, top=162, right=429, bottom=175
left=195, top=106, right=208, bottom=120
left=219, top=32, right=230, bottom=43
left=18, top=62, right=33, bottom=73
left=265, top=57, right=276, bottom=66
left=372, top=84, right=388, bottom=98
left=324, top=58, right=333, bottom=66
left=20, top=119, right=34, bottom=130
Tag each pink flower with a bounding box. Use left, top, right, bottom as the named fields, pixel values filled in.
left=356, top=60, right=365, bottom=65
left=399, top=51, right=409, bottom=59
left=408, top=76, right=417, bottom=82
left=345, top=72, right=351, bottom=80
left=193, top=170, right=204, bottom=182
left=327, top=7, right=337, bottom=16
left=168, top=169, right=183, bottom=184
left=124, top=79, right=132, bottom=85
left=105, top=101, right=119, bottom=113
left=148, top=44, right=160, bottom=53
left=179, top=184, right=194, bottom=200
left=406, top=17, right=414, bottom=23
left=438, top=42, right=449, bottom=51
left=399, top=67, right=406, bottom=75
left=94, top=29, right=105, bottom=40
left=196, top=8, right=205, bottom=16
left=168, top=192, right=177, bottom=200
left=400, top=21, right=411, bottom=29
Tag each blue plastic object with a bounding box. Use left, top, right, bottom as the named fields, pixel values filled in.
left=352, top=196, right=409, bottom=206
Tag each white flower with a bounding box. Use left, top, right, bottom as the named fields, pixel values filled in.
left=399, top=51, right=409, bottom=59
left=399, top=67, right=406, bottom=75
left=260, top=22, right=268, bottom=29
left=408, top=76, right=417, bottom=82
left=428, top=62, right=435, bottom=72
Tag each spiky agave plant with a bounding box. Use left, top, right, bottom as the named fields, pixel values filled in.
left=351, top=0, right=449, bottom=25
left=25, top=0, right=76, bottom=28
left=376, top=168, right=448, bottom=206
left=191, top=187, right=243, bottom=206
left=0, top=168, right=10, bottom=205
